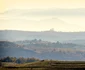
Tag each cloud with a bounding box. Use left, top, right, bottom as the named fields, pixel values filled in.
left=2, top=8, right=85, bottom=17
left=0, top=8, right=85, bottom=31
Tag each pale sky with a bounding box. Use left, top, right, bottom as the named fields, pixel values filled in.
left=0, top=0, right=85, bottom=32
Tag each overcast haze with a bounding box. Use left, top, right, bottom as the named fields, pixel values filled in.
left=0, top=0, right=85, bottom=32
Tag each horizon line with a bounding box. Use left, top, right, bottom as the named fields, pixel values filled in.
left=0, top=29, right=85, bottom=32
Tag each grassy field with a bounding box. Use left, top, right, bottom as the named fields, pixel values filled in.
left=1, top=60, right=85, bottom=70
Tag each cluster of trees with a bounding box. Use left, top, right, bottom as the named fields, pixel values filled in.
left=0, top=39, right=78, bottom=49
left=0, top=56, right=40, bottom=64
left=16, top=39, right=77, bottom=48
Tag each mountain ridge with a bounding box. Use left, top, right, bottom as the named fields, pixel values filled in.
left=0, top=30, right=85, bottom=42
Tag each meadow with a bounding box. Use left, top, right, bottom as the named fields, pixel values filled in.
left=1, top=60, right=85, bottom=70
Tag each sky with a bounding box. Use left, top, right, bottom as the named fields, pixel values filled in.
left=0, top=0, right=85, bottom=32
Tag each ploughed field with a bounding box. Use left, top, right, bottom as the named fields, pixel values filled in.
left=1, top=61, right=85, bottom=70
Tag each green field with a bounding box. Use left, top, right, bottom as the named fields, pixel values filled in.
left=1, top=61, right=85, bottom=70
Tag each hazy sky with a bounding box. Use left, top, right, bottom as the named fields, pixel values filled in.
left=0, top=0, right=85, bottom=32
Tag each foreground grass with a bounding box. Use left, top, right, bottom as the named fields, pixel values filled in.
left=1, top=61, right=85, bottom=70
left=0, top=67, right=85, bottom=70
left=0, top=67, right=47, bottom=70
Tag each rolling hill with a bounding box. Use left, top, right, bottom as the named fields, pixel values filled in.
left=0, top=40, right=85, bottom=60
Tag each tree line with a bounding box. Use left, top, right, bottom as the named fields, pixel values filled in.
left=0, top=56, right=40, bottom=64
